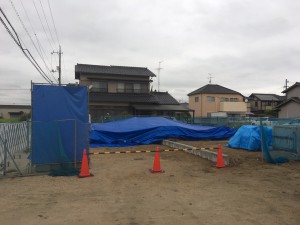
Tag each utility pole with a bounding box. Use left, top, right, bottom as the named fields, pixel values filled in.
left=52, top=45, right=62, bottom=85
left=157, top=61, right=163, bottom=92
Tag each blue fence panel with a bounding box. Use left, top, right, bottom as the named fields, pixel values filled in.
left=272, top=125, right=300, bottom=159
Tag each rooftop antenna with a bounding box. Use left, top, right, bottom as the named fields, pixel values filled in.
left=157, top=61, right=163, bottom=92
left=208, top=73, right=213, bottom=84
left=283, top=78, right=289, bottom=91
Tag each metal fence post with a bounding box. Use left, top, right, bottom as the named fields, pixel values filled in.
left=74, top=119, right=77, bottom=168
left=3, top=139, right=7, bottom=176
left=26, top=121, right=30, bottom=152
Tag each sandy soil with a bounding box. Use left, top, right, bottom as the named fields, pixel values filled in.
left=0, top=141, right=299, bottom=225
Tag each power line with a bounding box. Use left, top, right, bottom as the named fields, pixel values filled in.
left=0, top=7, right=54, bottom=84
left=18, top=0, right=53, bottom=70
left=39, top=0, right=56, bottom=47
left=9, top=0, right=55, bottom=81
left=35, top=33, right=57, bottom=82
left=32, top=0, right=54, bottom=51
left=47, top=0, right=60, bottom=44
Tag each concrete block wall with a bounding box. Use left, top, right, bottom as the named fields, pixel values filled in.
left=162, top=140, right=229, bottom=166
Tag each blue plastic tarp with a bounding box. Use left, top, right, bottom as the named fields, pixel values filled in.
left=90, top=117, right=236, bottom=147
left=227, top=125, right=272, bottom=151
left=31, top=85, right=89, bottom=164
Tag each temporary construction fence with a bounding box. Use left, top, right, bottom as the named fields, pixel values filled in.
left=194, top=117, right=293, bottom=129
left=30, top=84, right=89, bottom=176
left=1, top=117, right=298, bottom=176
left=0, top=122, right=30, bottom=176
left=270, top=125, right=300, bottom=160
left=31, top=120, right=90, bottom=174
left=91, top=115, right=294, bottom=129
left=0, top=120, right=89, bottom=177
left=260, top=124, right=300, bottom=163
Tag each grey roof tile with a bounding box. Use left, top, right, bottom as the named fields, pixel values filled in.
left=89, top=92, right=158, bottom=104
left=249, top=93, right=285, bottom=101
left=89, top=91, right=179, bottom=105
left=276, top=97, right=300, bottom=108
left=151, top=92, right=179, bottom=105
left=75, top=64, right=156, bottom=79
left=188, top=84, right=242, bottom=96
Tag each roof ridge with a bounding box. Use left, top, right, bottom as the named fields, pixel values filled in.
left=252, top=93, right=281, bottom=95
left=110, top=65, right=148, bottom=69
left=76, top=64, right=148, bottom=70
left=76, top=63, right=107, bottom=67
left=188, top=84, right=242, bottom=96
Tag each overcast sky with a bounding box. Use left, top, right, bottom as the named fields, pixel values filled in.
left=1, top=0, right=299, bottom=104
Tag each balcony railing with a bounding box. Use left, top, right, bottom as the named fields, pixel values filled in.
left=117, top=88, right=147, bottom=93
left=90, top=88, right=108, bottom=93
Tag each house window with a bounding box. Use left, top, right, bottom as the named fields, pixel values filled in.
left=255, top=102, right=258, bottom=107
left=221, top=97, right=229, bottom=102
left=134, top=84, right=141, bottom=93
left=9, top=111, right=24, bottom=119
left=125, top=83, right=134, bottom=93
left=92, top=81, right=107, bottom=92
left=117, top=83, right=124, bottom=92
left=195, top=97, right=199, bottom=102
left=207, top=96, right=215, bottom=102
left=230, top=98, right=238, bottom=102
left=117, top=83, right=143, bottom=93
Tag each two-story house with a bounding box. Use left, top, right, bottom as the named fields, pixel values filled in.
left=277, top=82, right=300, bottom=118
left=248, top=93, right=285, bottom=116
left=188, top=84, right=247, bottom=117
left=75, top=64, right=190, bottom=120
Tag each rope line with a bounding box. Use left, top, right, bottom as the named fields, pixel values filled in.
left=89, top=147, right=218, bottom=155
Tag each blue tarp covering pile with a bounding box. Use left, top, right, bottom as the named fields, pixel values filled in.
left=227, top=125, right=272, bottom=151
left=90, top=117, right=236, bottom=147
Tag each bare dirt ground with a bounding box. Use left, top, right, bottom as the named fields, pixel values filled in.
left=0, top=140, right=299, bottom=225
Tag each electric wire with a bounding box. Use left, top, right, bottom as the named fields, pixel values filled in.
left=18, top=0, right=53, bottom=70
left=35, top=34, right=58, bottom=82
left=47, top=0, right=60, bottom=44
left=9, top=0, right=56, bottom=82
left=0, top=7, right=54, bottom=84
left=39, top=0, right=56, bottom=47
left=32, top=0, right=54, bottom=51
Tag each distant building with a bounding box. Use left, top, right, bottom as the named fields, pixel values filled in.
left=188, top=84, right=247, bottom=117
left=0, top=105, right=31, bottom=119
left=75, top=64, right=191, bottom=121
left=248, top=93, right=285, bottom=116
left=277, top=82, right=300, bottom=118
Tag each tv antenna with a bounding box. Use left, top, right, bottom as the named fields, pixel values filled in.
left=283, top=78, right=289, bottom=91
left=208, top=73, right=213, bottom=84
left=156, top=61, right=163, bottom=91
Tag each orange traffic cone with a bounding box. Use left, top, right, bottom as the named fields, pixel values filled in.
left=150, top=147, right=164, bottom=173
left=216, top=144, right=225, bottom=168
left=78, top=149, right=91, bottom=178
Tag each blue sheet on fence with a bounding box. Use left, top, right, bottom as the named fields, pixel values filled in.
left=90, top=117, right=236, bottom=147
left=227, top=125, right=272, bottom=151
left=31, top=85, right=89, bottom=164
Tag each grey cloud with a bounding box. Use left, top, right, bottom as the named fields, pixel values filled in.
left=0, top=0, right=299, bottom=104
